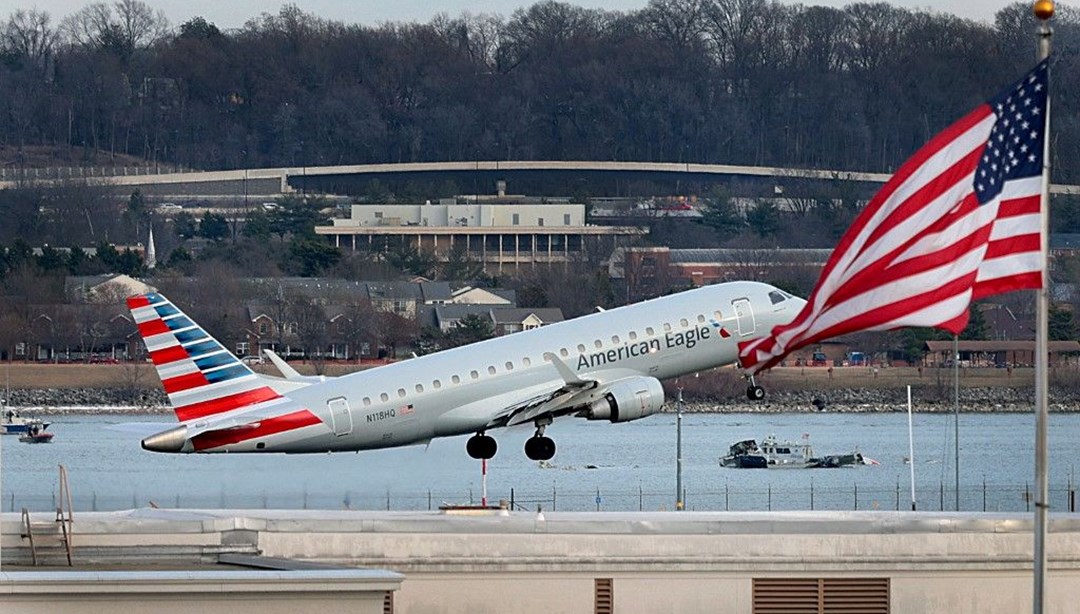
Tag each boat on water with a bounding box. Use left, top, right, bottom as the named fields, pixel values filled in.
left=719, top=434, right=868, bottom=469
left=14, top=416, right=54, bottom=443
left=2, top=409, right=51, bottom=435
left=19, top=429, right=54, bottom=444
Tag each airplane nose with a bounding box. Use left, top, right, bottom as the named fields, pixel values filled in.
left=142, top=425, right=189, bottom=453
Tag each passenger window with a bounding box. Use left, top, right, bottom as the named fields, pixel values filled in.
left=363, top=397, right=371, bottom=407
left=433, top=380, right=442, bottom=389
left=505, top=361, right=514, bottom=371
left=663, top=323, right=672, bottom=332
left=629, top=331, right=638, bottom=341
left=415, top=384, right=424, bottom=393
left=523, top=357, right=531, bottom=367
left=380, top=392, right=389, bottom=402
left=594, top=339, right=603, bottom=349
left=714, top=310, right=723, bottom=320
left=577, top=344, right=586, bottom=353
left=560, top=348, right=569, bottom=357
left=680, top=318, right=688, bottom=327
left=611, top=335, right=620, bottom=344
left=488, top=365, right=496, bottom=375
left=470, top=370, right=479, bottom=379
left=646, top=327, right=655, bottom=336
left=697, top=314, right=706, bottom=323
left=398, top=388, right=406, bottom=398
left=452, top=375, right=461, bottom=384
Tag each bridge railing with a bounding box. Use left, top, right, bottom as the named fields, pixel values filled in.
left=0, top=165, right=195, bottom=181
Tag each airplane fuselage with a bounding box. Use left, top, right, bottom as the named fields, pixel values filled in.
left=209, top=281, right=802, bottom=453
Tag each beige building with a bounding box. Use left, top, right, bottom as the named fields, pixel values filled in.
left=316, top=202, right=646, bottom=273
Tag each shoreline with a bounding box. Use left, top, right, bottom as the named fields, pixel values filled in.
left=7, top=401, right=1080, bottom=415
left=3, top=367, right=1078, bottom=415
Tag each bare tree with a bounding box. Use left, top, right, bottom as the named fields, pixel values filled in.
left=339, top=298, right=379, bottom=361
left=0, top=312, right=23, bottom=360
left=3, top=9, right=59, bottom=70
left=62, top=0, right=169, bottom=57
left=290, top=300, right=329, bottom=373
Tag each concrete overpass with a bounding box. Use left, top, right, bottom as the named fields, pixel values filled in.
left=6, top=160, right=1079, bottom=199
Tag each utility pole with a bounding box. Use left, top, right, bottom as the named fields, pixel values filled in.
left=676, top=386, right=684, bottom=511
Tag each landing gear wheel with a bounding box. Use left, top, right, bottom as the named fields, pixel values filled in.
left=747, top=385, right=765, bottom=401
left=466, top=434, right=497, bottom=459
left=524, top=435, right=556, bottom=461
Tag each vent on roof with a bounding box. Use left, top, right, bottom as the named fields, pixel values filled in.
left=595, top=577, right=613, bottom=614
left=753, top=577, right=889, bottom=614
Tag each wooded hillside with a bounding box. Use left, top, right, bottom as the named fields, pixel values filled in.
left=1, top=1, right=1078, bottom=180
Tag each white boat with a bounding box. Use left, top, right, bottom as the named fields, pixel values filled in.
left=2, top=409, right=51, bottom=435
left=719, top=434, right=866, bottom=469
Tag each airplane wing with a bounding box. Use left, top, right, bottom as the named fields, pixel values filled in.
left=497, top=380, right=597, bottom=427
left=489, top=354, right=667, bottom=430
left=477, top=355, right=595, bottom=428
left=478, top=352, right=623, bottom=428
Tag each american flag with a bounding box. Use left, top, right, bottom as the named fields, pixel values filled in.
left=739, top=59, right=1049, bottom=375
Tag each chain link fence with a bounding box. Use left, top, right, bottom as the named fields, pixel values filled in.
left=7, top=481, right=1078, bottom=514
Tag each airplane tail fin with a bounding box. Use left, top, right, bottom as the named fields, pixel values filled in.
left=127, top=293, right=282, bottom=423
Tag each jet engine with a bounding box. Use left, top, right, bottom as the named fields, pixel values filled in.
left=582, top=376, right=665, bottom=423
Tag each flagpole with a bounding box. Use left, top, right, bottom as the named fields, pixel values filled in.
left=1032, top=2, right=1054, bottom=613
left=953, top=334, right=960, bottom=511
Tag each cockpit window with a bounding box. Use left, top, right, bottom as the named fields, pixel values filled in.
left=769, top=290, right=788, bottom=305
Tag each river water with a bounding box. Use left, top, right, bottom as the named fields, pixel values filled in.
left=3, top=411, right=1079, bottom=513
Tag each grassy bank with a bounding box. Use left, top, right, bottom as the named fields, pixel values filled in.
left=0, top=362, right=373, bottom=390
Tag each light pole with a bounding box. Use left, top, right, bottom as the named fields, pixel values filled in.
left=676, top=386, right=684, bottom=511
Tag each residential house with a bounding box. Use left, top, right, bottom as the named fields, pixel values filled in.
left=449, top=286, right=515, bottom=305
left=65, top=274, right=157, bottom=304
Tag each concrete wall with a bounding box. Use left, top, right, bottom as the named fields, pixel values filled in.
left=5, top=509, right=1080, bottom=613
left=0, top=570, right=401, bottom=614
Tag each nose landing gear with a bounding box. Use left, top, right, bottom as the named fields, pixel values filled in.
left=746, top=373, right=765, bottom=401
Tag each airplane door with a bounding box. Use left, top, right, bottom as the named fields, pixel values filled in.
left=327, top=397, right=352, bottom=436
left=731, top=298, right=756, bottom=336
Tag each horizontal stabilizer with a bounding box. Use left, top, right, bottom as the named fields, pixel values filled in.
left=105, top=422, right=177, bottom=437
left=264, top=349, right=327, bottom=384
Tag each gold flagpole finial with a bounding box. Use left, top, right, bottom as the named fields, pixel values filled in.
left=1034, top=0, right=1055, bottom=20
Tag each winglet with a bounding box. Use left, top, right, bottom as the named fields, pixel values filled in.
left=543, top=352, right=586, bottom=386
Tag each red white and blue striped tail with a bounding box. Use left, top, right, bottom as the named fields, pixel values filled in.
left=127, top=293, right=282, bottom=423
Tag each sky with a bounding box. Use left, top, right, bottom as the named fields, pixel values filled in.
left=0, top=1, right=1029, bottom=30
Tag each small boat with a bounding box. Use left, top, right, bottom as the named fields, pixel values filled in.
left=17, top=420, right=54, bottom=443
left=19, top=430, right=54, bottom=444
left=720, top=434, right=866, bottom=469
left=2, top=409, right=51, bottom=435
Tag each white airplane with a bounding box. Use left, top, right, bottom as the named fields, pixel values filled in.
left=128, top=281, right=804, bottom=460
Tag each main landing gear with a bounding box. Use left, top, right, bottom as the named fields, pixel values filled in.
left=466, top=432, right=497, bottom=460
left=524, top=419, right=556, bottom=461
left=746, top=374, right=766, bottom=401
left=466, top=419, right=558, bottom=461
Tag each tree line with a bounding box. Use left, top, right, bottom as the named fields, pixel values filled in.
left=1, top=1, right=1079, bottom=180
